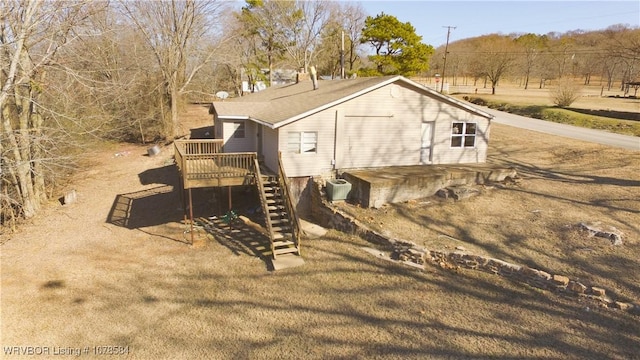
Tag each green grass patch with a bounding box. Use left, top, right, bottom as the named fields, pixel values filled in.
left=463, top=96, right=640, bottom=137
left=541, top=108, right=640, bottom=136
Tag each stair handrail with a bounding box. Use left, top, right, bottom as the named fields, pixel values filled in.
left=277, top=152, right=302, bottom=252
left=253, top=159, right=277, bottom=257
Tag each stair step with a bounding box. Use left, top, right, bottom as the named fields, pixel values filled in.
left=273, top=240, right=295, bottom=247
left=273, top=231, right=294, bottom=239
left=272, top=226, right=291, bottom=232
left=271, top=218, right=289, bottom=225
left=273, top=247, right=299, bottom=255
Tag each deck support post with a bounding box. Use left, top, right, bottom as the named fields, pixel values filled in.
left=228, top=186, right=232, bottom=210
left=188, top=188, right=194, bottom=244
left=180, top=178, right=187, bottom=223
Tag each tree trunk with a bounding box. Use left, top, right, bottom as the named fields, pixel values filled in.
left=171, top=83, right=180, bottom=139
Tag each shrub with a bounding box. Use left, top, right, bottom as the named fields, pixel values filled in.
left=551, top=80, right=581, bottom=107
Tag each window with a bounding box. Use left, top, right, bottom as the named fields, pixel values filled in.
left=451, top=122, right=476, bottom=148
left=232, top=121, right=245, bottom=138
left=287, top=131, right=317, bottom=154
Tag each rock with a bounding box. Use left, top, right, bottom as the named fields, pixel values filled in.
left=436, top=188, right=449, bottom=199
left=537, top=270, right=552, bottom=281
left=568, top=281, right=587, bottom=294
left=579, top=222, right=623, bottom=245
left=520, top=266, right=538, bottom=277
left=552, top=275, right=570, bottom=286
left=448, top=186, right=480, bottom=200
left=590, top=286, right=606, bottom=297
left=63, top=190, right=77, bottom=205
left=613, top=301, right=632, bottom=311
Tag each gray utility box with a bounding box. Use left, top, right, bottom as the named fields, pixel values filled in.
left=326, top=179, right=352, bottom=201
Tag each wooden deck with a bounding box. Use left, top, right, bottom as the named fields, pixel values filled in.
left=174, top=139, right=257, bottom=188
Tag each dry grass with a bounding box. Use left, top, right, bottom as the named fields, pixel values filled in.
left=449, top=81, right=640, bottom=111
left=1, top=102, right=639, bottom=359
left=337, top=124, right=640, bottom=300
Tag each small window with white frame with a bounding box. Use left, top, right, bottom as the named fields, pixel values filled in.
left=451, top=122, right=476, bottom=148
left=287, top=131, right=317, bottom=154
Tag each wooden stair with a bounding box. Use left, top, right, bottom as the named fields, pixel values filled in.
left=253, top=158, right=301, bottom=259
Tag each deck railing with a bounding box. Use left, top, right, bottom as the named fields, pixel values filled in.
left=175, top=139, right=224, bottom=156
left=277, top=152, right=302, bottom=253
left=174, top=139, right=256, bottom=188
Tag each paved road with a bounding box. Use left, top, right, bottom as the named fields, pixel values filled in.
left=480, top=106, right=640, bottom=151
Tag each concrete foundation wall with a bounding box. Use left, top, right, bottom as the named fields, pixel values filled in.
left=288, top=176, right=313, bottom=218
left=343, top=166, right=517, bottom=208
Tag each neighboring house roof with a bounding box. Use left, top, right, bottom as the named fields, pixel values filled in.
left=212, top=75, right=494, bottom=129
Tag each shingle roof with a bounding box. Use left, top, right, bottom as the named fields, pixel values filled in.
left=212, top=75, right=493, bottom=128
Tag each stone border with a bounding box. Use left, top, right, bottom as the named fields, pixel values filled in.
left=309, top=179, right=639, bottom=315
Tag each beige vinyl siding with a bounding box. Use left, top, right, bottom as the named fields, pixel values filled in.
left=222, top=120, right=257, bottom=153
left=214, top=114, right=223, bottom=140
left=278, top=110, right=336, bottom=177
left=430, top=111, right=490, bottom=164
left=335, top=84, right=426, bottom=169
left=339, top=116, right=418, bottom=168
left=275, top=81, right=490, bottom=176
left=262, top=126, right=279, bottom=173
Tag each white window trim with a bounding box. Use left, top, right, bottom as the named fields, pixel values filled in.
left=450, top=122, right=477, bottom=148
left=287, top=131, right=317, bottom=154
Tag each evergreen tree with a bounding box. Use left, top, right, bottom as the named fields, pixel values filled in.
left=359, top=13, right=434, bottom=76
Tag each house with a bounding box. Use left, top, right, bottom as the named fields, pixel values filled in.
left=176, top=75, right=495, bottom=258
left=210, top=75, right=494, bottom=180
left=241, top=68, right=298, bottom=93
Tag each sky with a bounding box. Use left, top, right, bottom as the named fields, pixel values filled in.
left=357, top=1, right=640, bottom=47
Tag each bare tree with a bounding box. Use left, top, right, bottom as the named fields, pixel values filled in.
left=287, top=0, right=334, bottom=71
left=341, top=3, right=367, bottom=73
left=604, top=25, right=640, bottom=90
left=1, top=0, right=101, bottom=219
left=315, top=1, right=366, bottom=77
left=238, top=0, right=303, bottom=85
left=119, top=0, right=228, bottom=139
left=472, top=35, right=518, bottom=94
left=515, top=33, right=547, bottom=89
left=50, top=5, right=164, bottom=143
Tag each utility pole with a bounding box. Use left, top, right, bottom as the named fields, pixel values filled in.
left=441, top=26, right=456, bottom=93
left=340, top=31, right=345, bottom=79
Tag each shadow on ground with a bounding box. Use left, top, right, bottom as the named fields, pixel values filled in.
left=106, top=159, right=272, bottom=267
left=197, top=216, right=274, bottom=271
left=568, top=107, right=640, bottom=121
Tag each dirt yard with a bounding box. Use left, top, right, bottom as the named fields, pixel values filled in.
left=1, top=101, right=639, bottom=359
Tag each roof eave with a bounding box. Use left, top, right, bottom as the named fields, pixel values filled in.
left=218, top=114, right=276, bottom=129
left=399, top=77, right=495, bottom=120
left=271, top=76, right=493, bottom=128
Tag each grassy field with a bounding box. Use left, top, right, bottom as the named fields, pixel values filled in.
left=448, top=81, right=640, bottom=137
